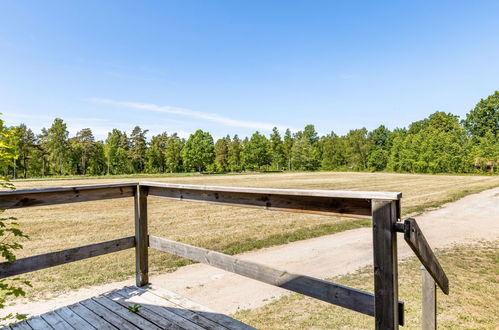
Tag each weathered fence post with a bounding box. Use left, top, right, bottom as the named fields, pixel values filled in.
left=421, top=266, right=437, bottom=329
left=372, top=200, right=399, bottom=329
left=134, top=184, right=149, bottom=286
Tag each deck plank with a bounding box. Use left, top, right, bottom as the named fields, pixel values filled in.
left=91, top=296, right=161, bottom=329
left=79, top=299, right=139, bottom=330
left=8, top=286, right=255, bottom=330
left=147, top=285, right=256, bottom=330
left=40, top=311, right=73, bottom=330
left=54, top=306, right=96, bottom=329
left=25, top=316, right=52, bottom=330
left=119, top=287, right=215, bottom=330
left=66, top=303, right=117, bottom=330
left=104, top=291, right=187, bottom=330
left=10, top=322, right=32, bottom=330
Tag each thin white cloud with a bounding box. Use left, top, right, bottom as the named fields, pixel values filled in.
left=88, top=98, right=294, bottom=132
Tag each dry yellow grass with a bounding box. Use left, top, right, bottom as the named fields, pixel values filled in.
left=234, top=241, right=499, bottom=329
left=5, top=172, right=499, bottom=300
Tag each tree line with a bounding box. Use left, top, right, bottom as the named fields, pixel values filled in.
left=4, top=91, right=498, bottom=178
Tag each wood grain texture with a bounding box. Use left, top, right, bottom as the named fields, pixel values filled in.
left=147, top=185, right=374, bottom=218
left=421, top=267, right=437, bottom=330
left=372, top=200, right=400, bottom=329
left=142, top=182, right=402, bottom=200
left=119, top=286, right=229, bottom=330
left=149, top=235, right=404, bottom=320
left=108, top=290, right=203, bottom=330
left=146, top=285, right=257, bottom=330
left=79, top=299, right=140, bottom=330
left=67, top=302, right=117, bottom=330
left=404, top=218, right=449, bottom=294
left=0, top=183, right=135, bottom=209
left=54, top=306, right=96, bottom=329
left=134, top=185, right=149, bottom=287
left=0, top=236, right=135, bottom=278
left=39, top=310, right=73, bottom=330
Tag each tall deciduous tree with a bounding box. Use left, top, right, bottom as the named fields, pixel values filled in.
left=9, top=124, right=36, bottom=178
left=367, top=125, right=391, bottom=171
left=321, top=132, right=346, bottom=170
left=228, top=135, right=242, bottom=172
left=104, top=129, right=130, bottom=174
left=344, top=128, right=369, bottom=170
left=215, top=135, right=230, bottom=172
left=182, top=129, right=215, bottom=172
left=463, top=91, right=498, bottom=138
left=146, top=133, right=168, bottom=173
left=45, top=118, right=69, bottom=175
left=165, top=133, right=184, bottom=172
left=242, top=132, right=271, bottom=171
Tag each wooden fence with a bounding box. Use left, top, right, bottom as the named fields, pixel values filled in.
left=0, top=182, right=448, bottom=329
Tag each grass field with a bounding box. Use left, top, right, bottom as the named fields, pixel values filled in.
left=234, top=241, right=499, bottom=329
left=5, top=172, right=499, bottom=300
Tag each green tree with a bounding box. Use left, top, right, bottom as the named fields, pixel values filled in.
left=344, top=128, right=369, bottom=170
left=9, top=124, right=36, bottom=178
left=104, top=129, right=130, bottom=174
left=389, top=112, right=472, bottom=173
left=37, top=128, right=50, bottom=177
left=367, top=125, right=391, bottom=171
left=283, top=129, right=294, bottom=170
left=88, top=141, right=107, bottom=175
left=45, top=118, right=69, bottom=175
left=215, top=136, right=230, bottom=172
left=242, top=132, right=271, bottom=171
left=291, top=125, right=320, bottom=170
left=321, top=132, right=346, bottom=170
left=463, top=91, right=498, bottom=138
left=164, top=133, right=183, bottom=173
left=129, top=126, right=148, bottom=173
left=228, top=135, right=242, bottom=171
left=182, top=129, right=215, bottom=172
left=0, top=116, right=31, bottom=324
left=146, top=133, right=168, bottom=173
left=73, top=128, right=95, bottom=175
left=269, top=127, right=285, bottom=170
left=471, top=130, right=499, bottom=171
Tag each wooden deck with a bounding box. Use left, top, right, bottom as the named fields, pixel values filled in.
left=3, top=286, right=255, bottom=330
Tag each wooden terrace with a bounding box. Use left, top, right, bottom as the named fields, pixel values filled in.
left=0, top=182, right=448, bottom=329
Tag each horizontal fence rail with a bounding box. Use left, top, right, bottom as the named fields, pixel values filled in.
left=149, top=235, right=404, bottom=324
left=0, top=183, right=136, bottom=210
left=0, top=236, right=135, bottom=278
left=145, top=182, right=402, bottom=218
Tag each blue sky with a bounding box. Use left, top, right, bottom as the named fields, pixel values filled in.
left=1, top=1, right=498, bottom=140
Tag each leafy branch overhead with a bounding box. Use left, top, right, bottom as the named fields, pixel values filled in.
left=0, top=116, right=31, bottom=325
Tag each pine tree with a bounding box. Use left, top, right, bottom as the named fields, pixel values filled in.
left=269, top=127, right=285, bottom=171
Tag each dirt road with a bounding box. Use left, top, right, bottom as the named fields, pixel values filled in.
left=5, top=187, right=499, bottom=317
